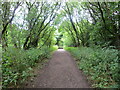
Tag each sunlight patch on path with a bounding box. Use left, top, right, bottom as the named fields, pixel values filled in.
left=57, top=49, right=65, bottom=52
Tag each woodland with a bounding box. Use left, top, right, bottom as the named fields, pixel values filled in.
left=0, top=1, right=120, bottom=88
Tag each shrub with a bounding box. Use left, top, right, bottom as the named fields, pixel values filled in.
left=65, top=46, right=120, bottom=88
left=2, top=46, right=54, bottom=88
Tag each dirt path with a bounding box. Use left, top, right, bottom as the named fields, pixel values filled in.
left=26, top=49, right=90, bottom=88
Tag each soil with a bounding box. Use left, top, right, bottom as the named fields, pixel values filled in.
left=25, top=49, right=90, bottom=88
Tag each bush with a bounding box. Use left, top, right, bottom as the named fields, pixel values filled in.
left=2, top=46, right=54, bottom=88
left=65, top=46, right=120, bottom=88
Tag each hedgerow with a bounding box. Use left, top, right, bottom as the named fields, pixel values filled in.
left=65, top=47, right=120, bottom=88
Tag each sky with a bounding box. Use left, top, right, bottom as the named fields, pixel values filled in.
left=12, top=1, right=92, bottom=30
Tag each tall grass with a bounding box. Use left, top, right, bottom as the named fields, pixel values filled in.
left=65, top=46, right=120, bottom=88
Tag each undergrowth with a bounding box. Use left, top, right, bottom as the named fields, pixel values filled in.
left=0, top=44, right=2, bottom=89
left=65, top=46, right=120, bottom=88
left=2, top=46, right=57, bottom=88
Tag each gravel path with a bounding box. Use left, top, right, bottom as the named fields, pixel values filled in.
left=26, top=49, right=90, bottom=88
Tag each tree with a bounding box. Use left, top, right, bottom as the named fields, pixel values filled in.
left=23, top=1, right=61, bottom=49
left=83, top=2, right=120, bottom=48
left=1, top=2, right=21, bottom=49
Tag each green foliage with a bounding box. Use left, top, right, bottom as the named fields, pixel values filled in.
left=65, top=46, right=120, bottom=88
left=63, top=32, right=74, bottom=47
left=0, top=45, right=1, bottom=89
left=7, top=24, right=27, bottom=48
left=2, top=46, right=55, bottom=88
left=0, top=44, right=2, bottom=58
left=50, top=45, right=58, bottom=51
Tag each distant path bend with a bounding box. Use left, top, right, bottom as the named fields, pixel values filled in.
left=26, top=49, right=90, bottom=88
